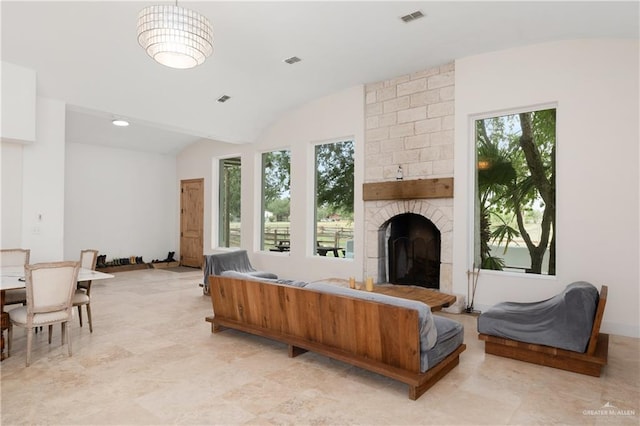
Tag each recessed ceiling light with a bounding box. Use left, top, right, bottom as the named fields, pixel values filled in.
left=111, top=119, right=130, bottom=127
left=217, top=95, right=231, bottom=103
left=400, top=10, right=424, bottom=23
left=283, top=56, right=301, bottom=65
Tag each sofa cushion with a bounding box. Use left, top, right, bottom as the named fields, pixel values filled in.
left=219, top=270, right=308, bottom=288
left=305, top=282, right=437, bottom=369
left=220, top=270, right=270, bottom=281
left=424, top=316, right=464, bottom=371
left=247, top=270, right=279, bottom=279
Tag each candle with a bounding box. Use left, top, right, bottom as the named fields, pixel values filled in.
left=365, top=277, right=374, bottom=291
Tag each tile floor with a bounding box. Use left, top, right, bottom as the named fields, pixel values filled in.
left=1, top=269, right=638, bottom=425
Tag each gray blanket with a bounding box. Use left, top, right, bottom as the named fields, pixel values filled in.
left=477, top=281, right=599, bottom=353
left=202, top=250, right=277, bottom=293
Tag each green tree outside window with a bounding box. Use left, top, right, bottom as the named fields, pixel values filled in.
left=475, top=108, right=556, bottom=275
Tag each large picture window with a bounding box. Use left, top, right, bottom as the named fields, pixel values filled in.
left=219, top=157, right=241, bottom=248
left=475, top=107, right=556, bottom=275
left=261, top=150, right=291, bottom=252
left=314, top=140, right=355, bottom=258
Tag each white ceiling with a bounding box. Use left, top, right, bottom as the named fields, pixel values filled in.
left=2, top=1, right=638, bottom=154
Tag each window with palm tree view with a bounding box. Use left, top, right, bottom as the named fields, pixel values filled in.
left=261, top=150, right=291, bottom=252
left=314, top=140, right=355, bottom=258
left=475, top=107, right=556, bottom=275
left=219, top=156, right=241, bottom=248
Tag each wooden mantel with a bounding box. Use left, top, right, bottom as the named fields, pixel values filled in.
left=363, top=178, right=453, bottom=201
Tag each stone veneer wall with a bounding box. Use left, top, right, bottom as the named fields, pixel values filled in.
left=364, top=62, right=455, bottom=294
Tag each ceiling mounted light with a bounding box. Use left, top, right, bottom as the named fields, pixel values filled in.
left=137, top=3, right=213, bottom=69
left=112, top=119, right=130, bottom=127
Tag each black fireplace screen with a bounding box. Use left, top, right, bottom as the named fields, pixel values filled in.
left=387, top=213, right=440, bottom=289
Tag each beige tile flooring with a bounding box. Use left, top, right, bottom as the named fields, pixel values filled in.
left=1, top=269, right=638, bottom=425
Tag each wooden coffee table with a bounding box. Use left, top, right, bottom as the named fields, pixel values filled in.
left=321, top=278, right=456, bottom=311
left=370, top=284, right=456, bottom=311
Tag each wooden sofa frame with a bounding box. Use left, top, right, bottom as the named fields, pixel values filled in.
left=478, top=285, right=608, bottom=377
left=206, top=276, right=466, bottom=400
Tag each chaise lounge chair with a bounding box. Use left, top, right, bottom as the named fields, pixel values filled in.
left=477, top=281, right=608, bottom=376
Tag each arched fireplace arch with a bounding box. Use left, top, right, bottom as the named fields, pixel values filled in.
left=364, top=198, right=453, bottom=294
left=383, top=213, right=441, bottom=288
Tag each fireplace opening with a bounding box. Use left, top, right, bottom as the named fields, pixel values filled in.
left=384, top=213, right=440, bottom=289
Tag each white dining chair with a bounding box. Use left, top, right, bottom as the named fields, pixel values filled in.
left=1, top=248, right=30, bottom=307
left=8, top=261, right=80, bottom=366
left=73, top=249, right=98, bottom=332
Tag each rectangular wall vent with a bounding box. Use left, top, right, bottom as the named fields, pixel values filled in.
left=401, top=10, right=424, bottom=23
left=283, top=56, right=301, bottom=64
left=217, top=95, right=231, bottom=103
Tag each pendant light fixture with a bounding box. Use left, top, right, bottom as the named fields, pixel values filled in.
left=137, top=2, right=213, bottom=69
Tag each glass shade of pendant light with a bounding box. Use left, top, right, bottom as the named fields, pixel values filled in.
left=137, top=3, right=213, bottom=69
left=111, top=119, right=130, bottom=127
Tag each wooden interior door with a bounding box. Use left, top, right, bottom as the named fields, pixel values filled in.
left=180, top=178, right=204, bottom=268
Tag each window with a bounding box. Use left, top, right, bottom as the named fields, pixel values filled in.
left=219, top=157, right=241, bottom=248
left=475, top=107, right=556, bottom=275
left=314, top=140, right=355, bottom=258
left=261, top=150, right=291, bottom=251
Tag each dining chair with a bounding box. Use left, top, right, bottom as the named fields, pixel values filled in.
left=73, top=249, right=98, bottom=332
left=1, top=248, right=30, bottom=306
left=8, top=261, right=80, bottom=366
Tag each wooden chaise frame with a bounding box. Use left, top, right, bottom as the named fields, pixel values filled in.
left=478, top=285, right=608, bottom=377
left=206, top=276, right=466, bottom=400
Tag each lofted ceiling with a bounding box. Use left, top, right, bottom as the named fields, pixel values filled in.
left=2, top=1, right=638, bottom=154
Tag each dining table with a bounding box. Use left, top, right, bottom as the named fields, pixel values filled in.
left=0, top=265, right=114, bottom=360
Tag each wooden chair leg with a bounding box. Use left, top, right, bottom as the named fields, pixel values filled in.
left=26, top=328, right=33, bottom=367
left=65, top=322, right=72, bottom=356
left=7, top=322, right=12, bottom=357
left=86, top=304, right=93, bottom=333
left=77, top=306, right=83, bottom=327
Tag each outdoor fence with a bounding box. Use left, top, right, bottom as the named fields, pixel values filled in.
left=263, top=225, right=354, bottom=249
left=226, top=224, right=354, bottom=254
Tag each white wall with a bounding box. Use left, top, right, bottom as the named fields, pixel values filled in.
left=1, top=61, right=36, bottom=144
left=64, top=143, right=178, bottom=263
left=176, top=139, right=245, bottom=256
left=1, top=142, right=23, bottom=247
left=453, top=39, right=639, bottom=337
left=177, top=85, right=365, bottom=281
left=20, top=97, right=66, bottom=262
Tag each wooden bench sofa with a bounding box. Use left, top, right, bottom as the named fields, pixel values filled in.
left=478, top=284, right=608, bottom=377
left=206, top=275, right=466, bottom=400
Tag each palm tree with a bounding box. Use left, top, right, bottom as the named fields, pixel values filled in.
left=475, top=109, right=556, bottom=275
left=476, top=119, right=517, bottom=270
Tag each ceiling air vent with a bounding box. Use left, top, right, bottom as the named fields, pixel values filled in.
left=283, top=56, right=301, bottom=65
left=217, top=95, right=231, bottom=103
left=400, top=10, right=424, bottom=23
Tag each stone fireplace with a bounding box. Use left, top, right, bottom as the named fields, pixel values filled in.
left=364, top=197, right=453, bottom=294
left=364, top=62, right=454, bottom=294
